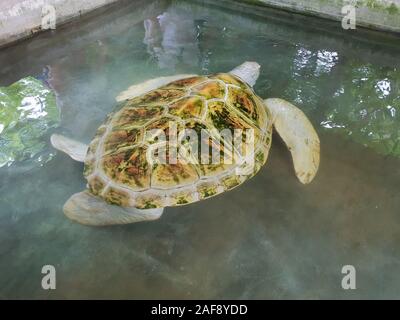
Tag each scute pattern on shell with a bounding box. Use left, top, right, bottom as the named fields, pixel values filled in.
left=83, top=73, right=272, bottom=209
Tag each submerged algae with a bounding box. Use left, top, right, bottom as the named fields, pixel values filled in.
left=323, top=63, right=400, bottom=157
left=277, top=46, right=400, bottom=158
left=0, top=77, right=60, bottom=168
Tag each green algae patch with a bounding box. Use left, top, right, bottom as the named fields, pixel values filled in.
left=321, top=63, right=400, bottom=157
left=387, top=3, right=399, bottom=15
left=0, top=77, right=60, bottom=168
left=273, top=46, right=400, bottom=159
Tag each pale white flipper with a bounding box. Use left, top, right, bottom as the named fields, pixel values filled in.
left=264, top=98, right=320, bottom=184
left=51, top=134, right=88, bottom=162
left=116, top=74, right=197, bottom=102
left=63, top=191, right=164, bottom=226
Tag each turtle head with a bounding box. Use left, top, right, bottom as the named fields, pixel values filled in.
left=229, top=61, right=260, bottom=87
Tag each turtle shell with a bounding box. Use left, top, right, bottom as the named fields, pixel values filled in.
left=83, top=73, right=272, bottom=209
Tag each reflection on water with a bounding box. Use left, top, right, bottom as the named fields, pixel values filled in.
left=144, top=9, right=200, bottom=68
left=322, top=63, right=400, bottom=156
left=0, top=0, right=400, bottom=299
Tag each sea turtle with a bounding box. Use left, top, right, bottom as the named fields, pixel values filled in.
left=51, top=61, right=320, bottom=226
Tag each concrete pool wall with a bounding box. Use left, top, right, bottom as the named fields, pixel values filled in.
left=0, top=0, right=120, bottom=48
left=237, top=0, right=400, bottom=33
left=0, top=0, right=399, bottom=48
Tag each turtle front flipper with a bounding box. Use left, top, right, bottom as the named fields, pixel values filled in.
left=116, top=74, right=197, bottom=102
left=63, top=191, right=164, bottom=226
left=264, top=98, right=320, bottom=184
left=229, top=61, right=260, bottom=87
left=51, top=134, right=88, bottom=162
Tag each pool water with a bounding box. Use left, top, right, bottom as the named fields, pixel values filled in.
left=1, top=0, right=400, bottom=299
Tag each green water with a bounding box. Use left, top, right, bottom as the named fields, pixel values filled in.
left=0, top=0, right=400, bottom=299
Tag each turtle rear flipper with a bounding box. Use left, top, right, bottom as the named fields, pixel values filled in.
left=265, top=98, right=320, bottom=184
left=64, top=191, right=164, bottom=226
left=51, top=134, right=88, bottom=162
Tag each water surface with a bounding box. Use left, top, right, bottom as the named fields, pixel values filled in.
left=0, top=0, right=400, bottom=299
